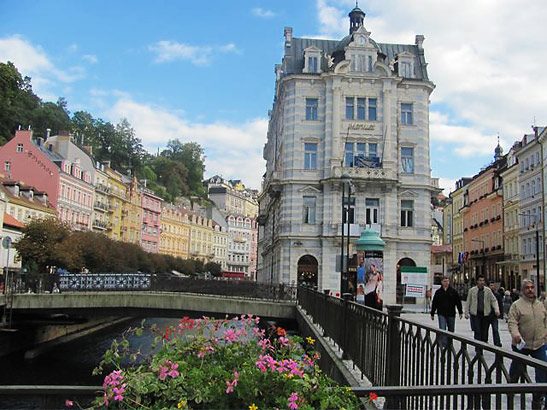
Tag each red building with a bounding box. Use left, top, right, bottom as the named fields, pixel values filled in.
left=139, top=188, right=163, bottom=253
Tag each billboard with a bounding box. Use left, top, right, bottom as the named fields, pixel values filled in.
left=356, top=250, right=383, bottom=310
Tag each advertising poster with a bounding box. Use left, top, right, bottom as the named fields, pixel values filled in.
left=356, top=253, right=365, bottom=304
left=364, top=250, right=383, bottom=310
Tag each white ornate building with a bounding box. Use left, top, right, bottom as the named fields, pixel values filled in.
left=257, top=6, right=436, bottom=304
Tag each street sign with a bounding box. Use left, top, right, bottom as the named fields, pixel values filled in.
left=2, top=236, right=12, bottom=249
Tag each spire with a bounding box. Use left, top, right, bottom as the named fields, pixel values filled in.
left=348, top=3, right=366, bottom=35
left=494, top=135, right=503, bottom=161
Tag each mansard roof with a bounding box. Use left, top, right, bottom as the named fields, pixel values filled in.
left=283, top=34, right=429, bottom=80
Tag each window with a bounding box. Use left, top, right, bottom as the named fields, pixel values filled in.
left=366, top=198, right=379, bottom=224
left=368, top=98, right=377, bottom=121
left=16, top=143, right=23, bottom=153
left=4, top=161, right=10, bottom=171
left=304, top=143, right=317, bottom=170
left=346, top=97, right=354, bottom=120
left=307, top=56, right=318, bottom=73
left=400, top=61, right=411, bottom=77
left=305, top=98, right=318, bottom=120
left=345, top=142, right=366, bottom=167
left=368, top=55, right=373, bottom=72
left=401, top=200, right=414, bottom=227
left=369, top=143, right=378, bottom=157
left=357, top=98, right=366, bottom=120
left=302, top=196, right=316, bottom=224
left=401, top=147, right=414, bottom=173
left=401, top=103, right=413, bottom=125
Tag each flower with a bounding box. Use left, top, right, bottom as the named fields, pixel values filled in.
left=369, top=392, right=378, bottom=402
left=277, top=327, right=287, bottom=336
left=65, top=400, right=73, bottom=407
left=279, top=337, right=289, bottom=347
left=249, top=404, right=258, bottom=410
left=177, top=399, right=188, bottom=409
left=306, top=336, right=315, bottom=345
left=288, top=392, right=299, bottom=409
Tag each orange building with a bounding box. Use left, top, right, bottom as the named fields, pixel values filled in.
left=462, top=147, right=505, bottom=281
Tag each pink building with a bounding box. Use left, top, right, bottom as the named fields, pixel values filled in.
left=0, top=130, right=94, bottom=229
left=140, top=189, right=162, bottom=253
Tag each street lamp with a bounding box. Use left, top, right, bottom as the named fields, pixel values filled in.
left=518, top=213, right=542, bottom=298
left=340, top=173, right=355, bottom=294
left=471, top=238, right=486, bottom=278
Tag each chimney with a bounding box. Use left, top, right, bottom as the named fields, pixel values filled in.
left=415, top=35, right=425, bottom=49
left=46, top=128, right=51, bottom=139
left=284, top=27, right=292, bottom=47
left=37, top=137, right=44, bottom=147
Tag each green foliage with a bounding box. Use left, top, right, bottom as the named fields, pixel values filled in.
left=205, top=262, right=222, bottom=277
left=15, top=220, right=211, bottom=275
left=91, top=317, right=360, bottom=409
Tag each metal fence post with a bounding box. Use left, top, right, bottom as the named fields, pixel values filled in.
left=385, top=304, right=403, bottom=409
left=341, top=293, right=352, bottom=360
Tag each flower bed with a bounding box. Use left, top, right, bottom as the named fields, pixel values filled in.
left=87, top=315, right=359, bottom=409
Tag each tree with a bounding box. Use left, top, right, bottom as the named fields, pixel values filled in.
left=205, top=261, right=222, bottom=277
left=14, top=218, right=76, bottom=273
left=0, top=61, right=40, bottom=142
left=162, top=140, right=206, bottom=197
left=31, top=98, right=71, bottom=138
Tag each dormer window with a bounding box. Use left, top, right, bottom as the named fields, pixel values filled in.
left=397, top=51, right=415, bottom=78
left=346, top=29, right=377, bottom=73
left=303, top=46, right=322, bottom=74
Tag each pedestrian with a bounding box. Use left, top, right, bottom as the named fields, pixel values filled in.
left=465, top=275, right=500, bottom=347
left=510, top=288, right=520, bottom=303
left=507, top=279, right=547, bottom=407
left=430, top=276, right=463, bottom=348
left=503, top=290, right=512, bottom=320
left=488, top=281, right=503, bottom=347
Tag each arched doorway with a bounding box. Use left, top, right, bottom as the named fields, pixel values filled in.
left=396, top=257, right=416, bottom=304
left=297, top=255, right=318, bottom=287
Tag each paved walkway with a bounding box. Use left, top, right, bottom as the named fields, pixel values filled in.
left=402, top=311, right=514, bottom=349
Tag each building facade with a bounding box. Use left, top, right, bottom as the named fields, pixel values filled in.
left=258, top=6, right=436, bottom=302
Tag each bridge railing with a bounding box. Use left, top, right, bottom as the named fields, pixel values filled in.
left=298, top=285, right=547, bottom=409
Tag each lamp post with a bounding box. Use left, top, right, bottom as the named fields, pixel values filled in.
left=471, top=238, right=486, bottom=278
left=340, top=173, right=354, bottom=294
left=518, top=213, right=542, bottom=298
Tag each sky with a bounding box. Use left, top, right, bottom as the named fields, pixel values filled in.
left=1, top=0, right=547, bottom=194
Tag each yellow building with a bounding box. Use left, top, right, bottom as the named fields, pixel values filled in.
left=449, top=179, right=471, bottom=284
left=92, top=166, right=110, bottom=233
left=188, top=210, right=215, bottom=263
left=160, top=204, right=190, bottom=260
left=104, top=166, right=128, bottom=241
left=213, top=222, right=228, bottom=270
left=121, top=175, right=142, bottom=245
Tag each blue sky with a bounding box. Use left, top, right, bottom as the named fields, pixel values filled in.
left=2, top=0, right=547, bottom=193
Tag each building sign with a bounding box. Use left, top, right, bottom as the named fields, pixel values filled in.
left=405, top=284, right=426, bottom=298
left=348, top=123, right=375, bottom=131
left=401, top=266, right=428, bottom=285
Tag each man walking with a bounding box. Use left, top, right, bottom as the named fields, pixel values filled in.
left=489, top=280, right=503, bottom=347
left=508, top=279, right=546, bottom=407
left=431, top=276, right=463, bottom=347
left=465, top=275, right=500, bottom=345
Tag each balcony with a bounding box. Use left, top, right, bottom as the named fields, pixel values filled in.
left=94, top=201, right=109, bottom=212
left=96, top=183, right=110, bottom=194
left=93, top=219, right=108, bottom=230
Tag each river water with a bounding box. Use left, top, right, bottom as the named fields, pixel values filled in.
left=0, top=317, right=180, bottom=409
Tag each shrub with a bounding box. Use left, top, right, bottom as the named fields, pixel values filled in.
left=90, top=316, right=359, bottom=409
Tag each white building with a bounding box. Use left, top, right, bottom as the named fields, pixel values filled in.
left=516, top=128, right=545, bottom=288
left=257, top=6, right=436, bottom=304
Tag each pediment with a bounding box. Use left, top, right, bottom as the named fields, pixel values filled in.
left=399, top=190, right=419, bottom=198
left=397, top=51, right=415, bottom=59
left=298, top=186, right=321, bottom=194
left=304, top=46, right=322, bottom=53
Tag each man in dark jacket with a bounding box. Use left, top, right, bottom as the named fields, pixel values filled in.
left=489, top=281, right=503, bottom=347
left=431, top=276, right=463, bottom=347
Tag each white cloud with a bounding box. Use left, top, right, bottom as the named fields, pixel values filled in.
left=315, top=0, right=547, bottom=181
left=82, top=54, right=98, bottom=64
left=0, top=35, right=86, bottom=98
left=252, top=8, right=276, bottom=19
left=103, top=97, right=266, bottom=190
left=436, top=177, right=457, bottom=197
left=148, top=40, right=240, bottom=66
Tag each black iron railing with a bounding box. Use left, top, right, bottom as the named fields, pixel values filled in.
left=298, top=286, right=547, bottom=409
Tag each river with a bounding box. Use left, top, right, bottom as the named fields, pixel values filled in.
left=0, top=317, right=180, bottom=409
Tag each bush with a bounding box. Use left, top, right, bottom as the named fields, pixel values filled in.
left=89, top=316, right=360, bottom=409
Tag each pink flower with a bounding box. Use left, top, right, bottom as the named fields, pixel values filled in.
left=65, top=400, right=73, bottom=407
left=279, top=337, right=289, bottom=347
left=224, top=329, right=238, bottom=343
left=225, top=371, right=239, bottom=394
left=158, top=365, right=169, bottom=380
left=168, top=362, right=179, bottom=378
left=288, top=392, right=299, bottom=409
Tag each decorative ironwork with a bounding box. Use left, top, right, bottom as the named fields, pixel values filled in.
left=58, top=273, right=151, bottom=291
